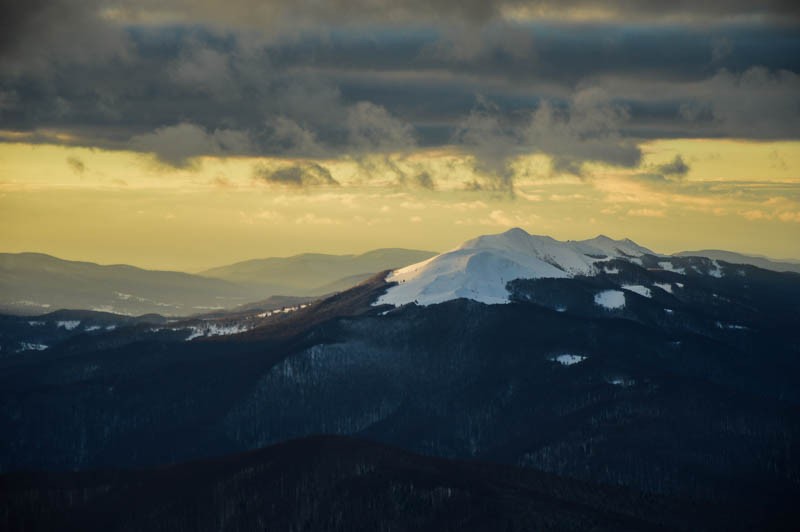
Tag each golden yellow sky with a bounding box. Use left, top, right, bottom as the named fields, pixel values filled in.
left=1, top=138, right=799, bottom=271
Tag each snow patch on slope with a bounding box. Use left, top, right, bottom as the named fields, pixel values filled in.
left=594, top=290, right=626, bottom=310
left=608, top=376, right=635, bottom=387
left=622, top=284, right=652, bottom=298
left=552, top=354, right=587, bottom=366
left=654, top=282, right=672, bottom=293
left=709, top=260, right=724, bottom=278
left=716, top=322, right=748, bottom=331
left=658, top=261, right=685, bottom=275
left=19, top=342, right=48, bottom=352
left=256, top=304, right=308, bottom=319
left=185, top=322, right=251, bottom=341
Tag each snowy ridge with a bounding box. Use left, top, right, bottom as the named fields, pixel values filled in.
left=377, top=228, right=655, bottom=307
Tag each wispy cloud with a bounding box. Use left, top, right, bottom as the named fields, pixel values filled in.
left=66, top=156, right=86, bottom=174
left=254, top=162, right=339, bottom=187
left=130, top=123, right=253, bottom=168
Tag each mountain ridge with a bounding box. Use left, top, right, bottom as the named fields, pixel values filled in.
left=198, top=247, right=436, bottom=293
left=0, top=249, right=435, bottom=316
left=674, top=248, right=800, bottom=274
left=4, top=235, right=798, bottom=316
left=0, top=252, right=251, bottom=317
left=378, top=228, right=657, bottom=306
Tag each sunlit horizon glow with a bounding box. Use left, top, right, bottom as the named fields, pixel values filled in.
left=2, top=138, right=798, bottom=271
left=1, top=1, right=798, bottom=271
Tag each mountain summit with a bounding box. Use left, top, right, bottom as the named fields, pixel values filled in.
left=377, top=228, right=655, bottom=306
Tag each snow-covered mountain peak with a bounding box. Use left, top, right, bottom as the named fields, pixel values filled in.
left=377, top=228, right=655, bottom=307
left=458, top=227, right=556, bottom=253
left=571, top=235, right=654, bottom=259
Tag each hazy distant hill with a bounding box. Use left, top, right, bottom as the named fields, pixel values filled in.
left=674, top=249, right=800, bottom=274
left=199, top=248, right=436, bottom=295
left=0, top=253, right=251, bottom=316
left=0, top=249, right=435, bottom=316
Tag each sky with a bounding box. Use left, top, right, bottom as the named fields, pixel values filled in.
left=1, top=1, right=799, bottom=271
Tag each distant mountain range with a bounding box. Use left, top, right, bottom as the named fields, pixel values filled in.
left=3, top=238, right=798, bottom=318
left=2, top=228, right=799, bottom=529
left=674, top=249, right=800, bottom=274
left=0, top=253, right=251, bottom=317
left=0, top=249, right=435, bottom=316
left=199, top=248, right=436, bottom=294
left=2, top=242, right=797, bottom=318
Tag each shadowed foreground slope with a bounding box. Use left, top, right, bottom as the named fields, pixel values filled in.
left=0, top=435, right=762, bottom=532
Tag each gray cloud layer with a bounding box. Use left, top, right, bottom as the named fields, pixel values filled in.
left=1, top=1, right=798, bottom=183
left=21, top=0, right=795, bottom=35
left=130, top=123, right=254, bottom=167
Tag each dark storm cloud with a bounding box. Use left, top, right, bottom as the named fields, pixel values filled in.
left=550, top=1, right=799, bottom=20
left=657, top=155, right=690, bottom=178
left=0, top=1, right=798, bottom=182
left=268, top=23, right=800, bottom=86
left=3, top=23, right=797, bottom=134
left=81, top=1, right=800, bottom=32
left=254, top=162, right=339, bottom=187
left=631, top=154, right=691, bottom=184
left=683, top=67, right=800, bottom=139
left=0, top=0, right=130, bottom=73
left=414, top=172, right=436, bottom=190
left=346, top=102, right=416, bottom=152
left=129, top=123, right=253, bottom=167
left=0, top=0, right=48, bottom=54
left=121, top=0, right=502, bottom=30
left=453, top=89, right=642, bottom=186
left=66, top=156, right=86, bottom=174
